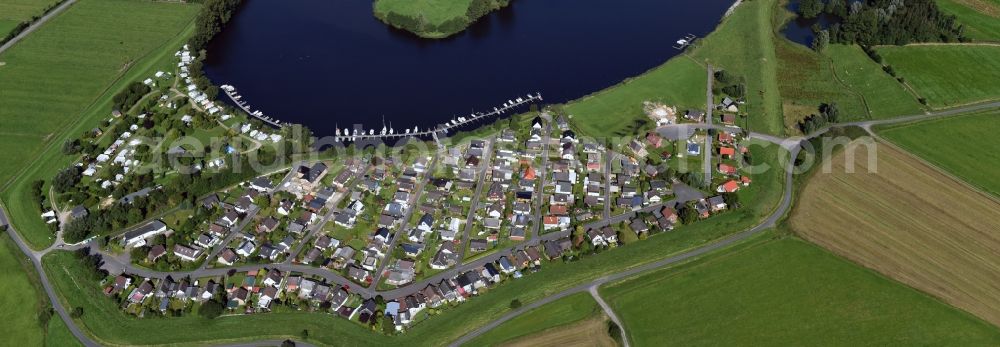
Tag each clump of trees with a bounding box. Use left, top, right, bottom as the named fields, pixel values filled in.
left=800, top=0, right=966, bottom=46
left=797, top=102, right=840, bottom=134
left=111, top=81, right=151, bottom=114
left=188, top=0, right=243, bottom=51
left=714, top=70, right=746, bottom=98
left=74, top=248, right=107, bottom=282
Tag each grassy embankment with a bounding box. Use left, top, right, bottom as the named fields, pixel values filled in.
left=462, top=292, right=606, bottom=346
left=690, top=0, right=785, bottom=136
left=602, top=233, right=1000, bottom=345
left=373, top=0, right=508, bottom=39
left=791, top=140, right=1000, bottom=326
left=0, top=0, right=59, bottom=37
left=877, top=45, right=1000, bottom=108
left=878, top=110, right=1000, bottom=197
left=936, top=0, right=1000, bottom=41
left=564, top=58, right=705, bottom=138
left=0, top=234, right=79, bottom=347
left=42, top=141, right=786, bottom=346
left=565, top=0, right=786, bottom=138
left=0, top=0, right=201, bottom=250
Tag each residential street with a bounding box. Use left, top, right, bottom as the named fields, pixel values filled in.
left=457, top=136, right=496, bottom=262
left=371, top=151, right=440, bottom=285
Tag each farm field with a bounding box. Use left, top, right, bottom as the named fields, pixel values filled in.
left=462, top=292, right=603, bottom=346
left=877, top=45, right=1000, bottom=108
left=690, top=0, right=784, bottom=136
left=936, top=0, right=1000, bottom=41
left=878, top=111, right=1000, bottom=197
left=0, top=0, right=200, bottom=250
left=602, top=235, right=1000, bottom=346
left=39, top=141, right=786, bottom=346
left=564, top=57, right=706, bottom=138
left=825, top=44, right=926, bottom=119
left=791, top=140, right=1000, bottom=327
left=503, top=316, right=615, bottom=347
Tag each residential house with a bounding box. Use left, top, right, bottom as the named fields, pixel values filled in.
left=122, top=221, right=167, bottom=248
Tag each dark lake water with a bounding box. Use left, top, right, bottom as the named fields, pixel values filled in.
left=204, top=0, right=735, bottom=136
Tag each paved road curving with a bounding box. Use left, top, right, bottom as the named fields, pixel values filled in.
left=1, top=100, right=997, bottom=346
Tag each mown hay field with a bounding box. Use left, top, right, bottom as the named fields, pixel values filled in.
left=878, top=110, right=1000, bottom=197
left=936, top=0, right=1000, bottom=41
left=601, top=234, right=1000, bottom=345
left=502, top=316, right=616, bottom=347
left=791, top=140, right=1000, bottom=326
left=878, top=45, right=1000, bottom=108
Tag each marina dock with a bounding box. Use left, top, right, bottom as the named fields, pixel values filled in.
left=219, top=84, right=542, bottom=143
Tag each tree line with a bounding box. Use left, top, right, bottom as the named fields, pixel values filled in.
left=799, top=0, right=966, bottom=47
left=187, top=0, right=243, bottom=52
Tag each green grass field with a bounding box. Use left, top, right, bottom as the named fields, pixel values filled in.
left=0, top=234, right=47, bottom=346
left=565, top=57, right=706, bottom=138
left=0, top=0, right=200, bottom=250
left=691, top=0, right=784, bottom=136
left=45, top=316, right=82, bottom=347
left=462, top=292, right=601, bottom=346
left=878, top=44, right=1000, bottom=108
left=602, top=235, right=1000, bottom=346
left=774, top=33, right=868, bottom=131
left=878, top=110, right=1000, bottom=197
left=374, top=0, right=473, bottom=26
left=936, top=0, right=1000, bottom=41
left=825, top=44, right=926, bottom=118
left=0, top=0, right=59, bottom=34
left=0, top=233, right=79, bottom=347
left=41, top=143, right=787, bottom=346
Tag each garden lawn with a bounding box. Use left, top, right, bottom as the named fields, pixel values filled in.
left=565, top=57, right=706, bottom=138
left=462, top=292, right=601, bottom=346
left=936, top=0, right=1000, bottom=41
left=691, top=0, right=784, bottom=136
left=602, top=236, right=1000, bottom=346
left=825, top=44, right=925, bottom=118
left=0, top=234, right=47, bottom=346
left=0, top=0, right=200, bottom=250
left=878, top=110, right=1000, bottom=197
left=877, top=44, right=1000, bottom=108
